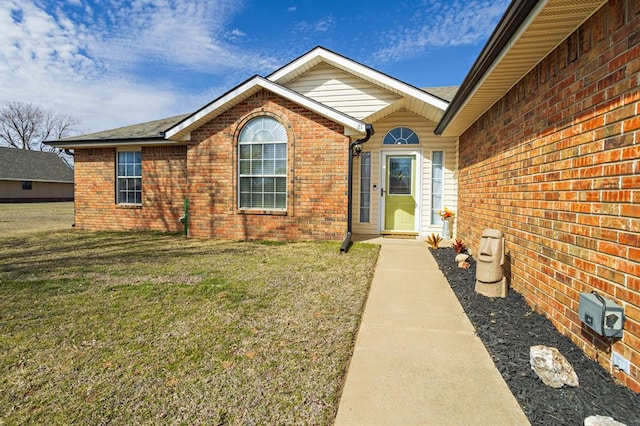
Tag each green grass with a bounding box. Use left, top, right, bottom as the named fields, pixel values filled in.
left=0, top=204, right=379, bottom=424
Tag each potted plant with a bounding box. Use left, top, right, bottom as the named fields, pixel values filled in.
left=439, top=207, right=455, bottom=238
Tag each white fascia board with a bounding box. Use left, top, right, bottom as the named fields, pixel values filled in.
left=164, top=76, right=367, bottom=139
left=268, top=47, right=449, bottom=111
left=264, top=79, right=367, bottom=132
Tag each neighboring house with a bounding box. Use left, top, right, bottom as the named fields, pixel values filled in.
left=435, top=0, right=639, bottom=391
left=48, top=47, right=459, bottom=242
left=0, top=147, right=73, bottom=202
left=48, top=0, right=639, bottom=392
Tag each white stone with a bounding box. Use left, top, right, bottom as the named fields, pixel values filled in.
left=584, top=415, right=626, bottom=426
left=455, top=253, right=469, bottom=262
left=530, top=345, right=579, bottom=388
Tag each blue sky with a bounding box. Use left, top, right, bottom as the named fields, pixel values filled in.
left=0, top=0, right=509, bottom=134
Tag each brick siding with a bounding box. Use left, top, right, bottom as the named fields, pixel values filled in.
left=74, top=146, right=187, bottom=232
left=186, top=89, right=349, bottom=240
left=74, top=89, right=350, bottom=241
left=457, top=0, right=640, bottom=391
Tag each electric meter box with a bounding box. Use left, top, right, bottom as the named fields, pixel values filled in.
left=578, top=292, right=624, bottom=338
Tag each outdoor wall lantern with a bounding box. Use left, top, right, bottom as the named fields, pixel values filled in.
left=352, top=142, right=363, bottom=157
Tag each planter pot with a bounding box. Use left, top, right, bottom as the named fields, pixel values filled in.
left=442, top=218, right=453, bottom=238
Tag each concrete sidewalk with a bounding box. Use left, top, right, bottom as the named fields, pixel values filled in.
left=335, top=237, right=530, bottom=425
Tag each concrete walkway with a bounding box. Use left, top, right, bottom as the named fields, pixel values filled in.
left=335, top=237, right=530, bottom=425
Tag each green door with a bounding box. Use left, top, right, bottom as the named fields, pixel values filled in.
left=384, top=155, right=416, bottom=232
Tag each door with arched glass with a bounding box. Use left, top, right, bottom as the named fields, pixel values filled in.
left=380, top=127, right=420, bottom=233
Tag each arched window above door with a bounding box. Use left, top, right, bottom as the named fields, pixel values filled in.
left=383, top=127, right=419, bottom=145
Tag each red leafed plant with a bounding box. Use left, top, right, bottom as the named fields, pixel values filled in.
left=452, top=238, right=466, bottom=254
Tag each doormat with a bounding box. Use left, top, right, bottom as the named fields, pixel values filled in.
left=382, top=234, right=417, bottom=239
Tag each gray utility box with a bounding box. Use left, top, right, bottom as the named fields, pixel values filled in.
left=578, top=292, right=624, bottom=338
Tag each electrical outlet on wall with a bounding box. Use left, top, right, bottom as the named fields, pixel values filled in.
left=611, top=351, right=631, bottom=375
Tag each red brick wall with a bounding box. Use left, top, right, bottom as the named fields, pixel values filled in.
left=74, top=146, right=187, bottom=232
left=458, top=0, right=640, bottom=391
left=74, top=90, right=350, bottom=241
left=186, top=89, right=350, bottom=241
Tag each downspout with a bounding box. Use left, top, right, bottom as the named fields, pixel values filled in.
left=340, top=124, right=374, bottom=253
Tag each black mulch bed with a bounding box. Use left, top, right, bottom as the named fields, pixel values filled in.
left=429, top=247, right=640, bottom=426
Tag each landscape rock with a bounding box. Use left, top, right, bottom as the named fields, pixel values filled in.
left=530, top=345, right=579, bottom=388
left=584, top=415, right=626, bottom=426
left=458, top=261, right=470, bottom=269
left=429, top=247, right=640, bottom=425
left=455, top=253, right=469, bottom=262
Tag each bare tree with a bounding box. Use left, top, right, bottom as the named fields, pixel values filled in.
left=0, top=102, right=80, bottom=165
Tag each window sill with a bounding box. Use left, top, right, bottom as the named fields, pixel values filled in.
left=116, top=204, right=142, bottom=209
left=237, top=209, right=287, bottom=216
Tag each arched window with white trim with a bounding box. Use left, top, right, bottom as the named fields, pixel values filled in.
left=238, top=117, right=287, bottom=210
left=383, top=127, right=420, bottom=145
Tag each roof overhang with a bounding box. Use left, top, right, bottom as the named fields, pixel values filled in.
left=165, top=75, right=368, bottom=141
left=46, top=137, right=171, bottom=149
left=0, top=178, right=73, bottom=184
left=435, top=0, right=608, bottom=137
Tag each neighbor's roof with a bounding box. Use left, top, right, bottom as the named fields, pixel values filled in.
left=0, top=146, right=73, bottom=183
left=48, top=114, right=190, bottom=148
left=435, top=0, right=608, bottom=137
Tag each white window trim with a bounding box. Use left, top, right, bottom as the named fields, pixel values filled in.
left=237, top=117, right=288, bottom=211
left=116, top=149, right=142, bottom=206
left=430, top=150, right=445, bottom=225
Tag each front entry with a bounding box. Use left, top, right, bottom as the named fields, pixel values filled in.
left=382, top=154, right=417, bottom=233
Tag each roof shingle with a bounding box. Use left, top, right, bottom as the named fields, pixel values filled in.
left=0, top=147, right=73, bottom=182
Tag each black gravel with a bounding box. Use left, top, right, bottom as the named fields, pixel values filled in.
left=429, top=247, right=640, bottom=426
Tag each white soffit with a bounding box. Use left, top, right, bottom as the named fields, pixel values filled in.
left=164, top=76, right=367, bottom=141
left=440, top=0, right=607, bottom=137
left=268, top=47, right=449, bottom=112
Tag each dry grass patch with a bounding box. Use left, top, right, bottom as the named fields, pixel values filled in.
left=0, top=229, right=378, bottom=424
left=0, top=202, right=74, bottom=235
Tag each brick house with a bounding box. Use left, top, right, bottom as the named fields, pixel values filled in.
left=49, top=0, right=639, bottom=392
left=435, top=0, right=640, bottom=391
left=0, top=147, right=73, bottom=202
left=49, top=47, right=458, bottom=244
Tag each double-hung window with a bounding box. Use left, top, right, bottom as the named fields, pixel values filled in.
left=116, top=151, right=142, bottom=205
left=238, top=117, right=287, bottom=210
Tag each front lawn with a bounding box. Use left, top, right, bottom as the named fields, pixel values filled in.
left=0, top=230, right=378, bottom=424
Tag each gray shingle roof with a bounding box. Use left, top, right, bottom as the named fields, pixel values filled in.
left=422, top=86, right=459, bottom=102
left=0, top=147, right=73, bottom=183
left=60, top=114, right=191, bottom=142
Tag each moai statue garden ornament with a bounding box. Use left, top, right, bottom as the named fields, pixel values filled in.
left=475, top=228, right=507, bottom=298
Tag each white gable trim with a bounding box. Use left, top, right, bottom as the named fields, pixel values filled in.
left=268, top=47, right=449, bottom=112
left=165, top=76, right=367, bottom=141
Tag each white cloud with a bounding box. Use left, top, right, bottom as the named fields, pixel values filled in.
left=0, top=0, right=280, bottom=133
left=292, top=16, right=336, bottom=34
left=372, top=0, right=509, bottom=63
